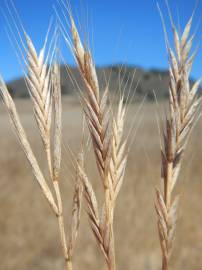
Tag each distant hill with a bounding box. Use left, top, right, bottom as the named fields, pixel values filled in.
left=6, top=64, right=199, bottom=101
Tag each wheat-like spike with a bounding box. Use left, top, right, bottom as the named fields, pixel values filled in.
left=69, top=16, right=111, bottom=186
left=0, top=76, right=58, bottom=215
left=68, top=151, right=84, bottom=261
left=68, top=14, right=112, bottom=203
left=156, top=15, right=201, bottom=270
left=67, top=14, right=133, bottom=270
left=68, top=15, right=117, bottom=270
left=1, top=8, right=72, bottom=267
left=25, top=34, right=52, bottom=160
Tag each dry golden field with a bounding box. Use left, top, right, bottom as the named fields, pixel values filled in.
left=0, top=97, right=202, bottom=270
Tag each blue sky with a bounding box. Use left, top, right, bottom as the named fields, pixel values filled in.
left=0, top=0, right=202, bottom=81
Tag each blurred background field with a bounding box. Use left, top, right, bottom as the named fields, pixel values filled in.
left=0, top=97, right=202, bottom=270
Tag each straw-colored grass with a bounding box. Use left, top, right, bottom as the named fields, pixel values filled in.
left=155, top=11, right=201, bottom=270
left=0, top=2, right=201, bottom=270
left=0, top=25, right=84, bottom=270
left=66, top=14, right=129, bottom=270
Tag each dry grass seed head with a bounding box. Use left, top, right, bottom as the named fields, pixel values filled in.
left=156, top=11, right=201, bottom=270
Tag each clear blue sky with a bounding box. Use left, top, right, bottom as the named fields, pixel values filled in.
left=0, top=0, right=202, bottom=81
